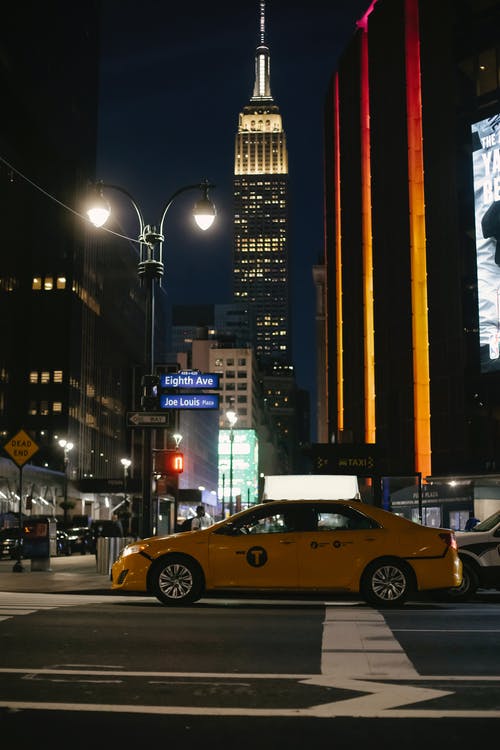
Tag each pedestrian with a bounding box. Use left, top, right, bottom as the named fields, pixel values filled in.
left=191, top=505, right=211, bottom=531
left=464, top=511, right=480, bottom=531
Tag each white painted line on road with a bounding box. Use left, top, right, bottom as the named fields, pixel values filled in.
left=392, top=629, right=500, bottom=632
left=1, top=699, right=500, bottom=718
left=321, top=608, right=419, bottom=679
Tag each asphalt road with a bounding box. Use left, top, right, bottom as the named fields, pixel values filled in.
left=1, top=553, right=500, bottom=747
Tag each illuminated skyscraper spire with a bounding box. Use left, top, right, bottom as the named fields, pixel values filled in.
left=233, top=1, right=289, bottom=362
left=251, top=1, right=272, bottom=102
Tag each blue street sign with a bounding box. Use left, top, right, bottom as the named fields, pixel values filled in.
left=160, top=372, right=220, bottom=389
left=160, top=393, right=220, bottom=410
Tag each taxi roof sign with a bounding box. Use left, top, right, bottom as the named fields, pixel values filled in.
left=4, top=429, right=40, bottom=468
left=262, top=474, right=360, bottom=501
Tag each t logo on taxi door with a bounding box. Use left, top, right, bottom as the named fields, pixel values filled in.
left=246, top=546, right=268, bottom=567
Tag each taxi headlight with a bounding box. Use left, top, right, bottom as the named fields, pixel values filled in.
left=121, top=542, right=150, bottom=558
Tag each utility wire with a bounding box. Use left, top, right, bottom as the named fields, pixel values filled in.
left=0, top=153, right=140, bottom=245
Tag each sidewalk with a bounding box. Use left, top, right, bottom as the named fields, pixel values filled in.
left=0, top=553, right=112, bottom=594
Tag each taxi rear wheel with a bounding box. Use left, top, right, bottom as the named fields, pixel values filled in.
left=149, top=554, right=204, bottom=606
left=361, top=558, right=413, bottom=608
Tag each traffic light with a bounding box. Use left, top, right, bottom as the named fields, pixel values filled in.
left=141, top=374, right=159, bottom=410
left=154, top=450, right=184, bottom=475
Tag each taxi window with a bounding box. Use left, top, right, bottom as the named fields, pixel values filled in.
left=315, top=505, right=379, bottom=531
left=240, top=510, right=290, bottom=534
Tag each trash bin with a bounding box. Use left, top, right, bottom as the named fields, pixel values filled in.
left=23, top=517, right=56, bottom=571
left=96, top=536, right=129, bottom=575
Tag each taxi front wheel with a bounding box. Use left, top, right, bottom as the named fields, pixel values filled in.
left=361, top=558, right=413, bottom=608
left=149, top=554, right=204, bottom=606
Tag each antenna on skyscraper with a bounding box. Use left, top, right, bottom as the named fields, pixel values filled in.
left=259, top=1, right=266, bottom=45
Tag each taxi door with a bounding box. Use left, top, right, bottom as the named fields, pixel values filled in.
left=208, top=529, right=300, bottom=589
left=296, top=506, right=388, bottom=590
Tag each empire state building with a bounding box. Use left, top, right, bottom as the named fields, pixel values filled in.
left=233, top=1, right=290, bottom=365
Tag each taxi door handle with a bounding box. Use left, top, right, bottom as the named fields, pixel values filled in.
left=280, top=540, right=295, bottom=545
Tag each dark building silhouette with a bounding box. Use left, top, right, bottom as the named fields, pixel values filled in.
left=320, top=0, right=500, bottom=523
left=0, top=3, right=144, bottom=522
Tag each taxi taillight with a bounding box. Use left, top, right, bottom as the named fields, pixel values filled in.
left=439, top=531, right=457, bottom=551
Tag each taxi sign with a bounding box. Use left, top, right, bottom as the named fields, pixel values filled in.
left=4, top=429, right=40, bottom=467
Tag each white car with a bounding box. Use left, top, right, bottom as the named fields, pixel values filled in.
left=447, top=510, right=500, bottom=600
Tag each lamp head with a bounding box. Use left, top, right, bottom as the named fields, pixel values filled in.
left=86, top=182, right=111, bottom=227
left=120, top=458, right=131, bottom=469
left=193, top=180, right=216, bottom=231
left=226, top=410, right=238, bottom=428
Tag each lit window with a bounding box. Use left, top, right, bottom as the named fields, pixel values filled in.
left=53, top=371, right=63, bottom=383
left=53, top=402, right=62, bottom=413
left=29, top=371, right=39, bottom=384
left=44, top=277, right=53, bottom=290
left=56, top=276, right=66, bottom=289
left=41, top=372, right=50, bottom=384
left=32, top=277, right=42, bottom=290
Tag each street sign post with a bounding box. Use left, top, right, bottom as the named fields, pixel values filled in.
left=127, top=412, right=173, bottom=428
left=160, top=371, right=220, bottom=389
left=2, top=429, right=40, bottom=573
left=159, top=393, right=219, bottom=410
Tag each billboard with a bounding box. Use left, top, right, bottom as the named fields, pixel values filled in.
left=472, top=113, right=500, bottom=372
left=218, top=429, right=259, bottom=510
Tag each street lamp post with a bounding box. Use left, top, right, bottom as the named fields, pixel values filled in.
left=172, top=432, right=183, bottom=531
left=87, top=181, right=216, bottom=539
left=58, top=439, right=74, bottom=528
left=226, top=409, right=238, bottom=516
left=120, top=457, right=131, bottom=534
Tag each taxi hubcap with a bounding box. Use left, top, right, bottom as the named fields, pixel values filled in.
left=371, top=565, right=406, bottom=601
left=158, top=563, right=193, bottom=599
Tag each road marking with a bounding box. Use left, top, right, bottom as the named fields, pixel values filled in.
left=321, top=608, right=419, bottom=678
left=1, top=667, right=500, bottom=717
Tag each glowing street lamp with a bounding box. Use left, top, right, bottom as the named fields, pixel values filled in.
left=226, top=409, right=238, bottom=516
left=87, top=181, right=216, bottom=538
left=58, top=438, right=74, bottom=528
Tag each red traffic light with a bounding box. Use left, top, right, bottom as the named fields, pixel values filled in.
left=154, top=450, right=184, bottom=475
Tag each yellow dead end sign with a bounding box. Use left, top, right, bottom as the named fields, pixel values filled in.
left=4, top=429, right=40, bottom=467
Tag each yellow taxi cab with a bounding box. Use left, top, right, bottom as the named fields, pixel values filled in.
left=111, top=499, right=462, bottom=607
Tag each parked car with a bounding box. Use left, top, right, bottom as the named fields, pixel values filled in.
left=56, top=529, right=72, bottom=556
left=446, top=509, right=500, bottom=601
left=111, top=498, right=462, bottom=608
left=0, top=527, right=22, bottom=559
left=1, top=526, right=72, bottom=558
left=63, top=525, right=93, bottom=555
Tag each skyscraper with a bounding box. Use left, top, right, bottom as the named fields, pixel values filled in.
left=233, top=1, right=290, bottom=364
left=231, top=2, right=310, bottom=473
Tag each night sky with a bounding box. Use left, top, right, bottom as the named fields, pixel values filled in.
left=96, top=0, right=370, bottom=440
